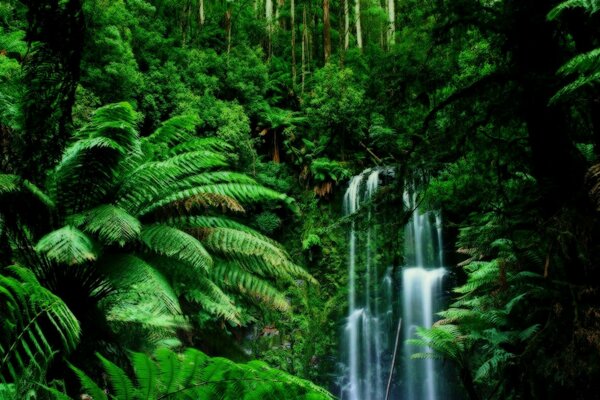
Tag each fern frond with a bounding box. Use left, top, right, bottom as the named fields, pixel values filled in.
left=518, top=324, right=541, bottom=341
left=202, top=228, right=315, bottom=283
left=139, top=184, right=294, bottom=217
left=81, top=205, right=141, bottom=246
left=131, top=351, right=159, bottom=399
left=212, top=262, right=290, bottom=311
left=99, top=254, right=183, bottom=317
left=455, top=260, right=499, bottom=295
left=145, top=115, right=199, bottom=147
left=140, top=225, right=213, bottom=272
left=550, top=70, right=600, bottom=104
left=97, top=353, right=136, bottom=400
left=0, top=174, right=20, bottom=195
left=35, top=226, right=97, bottom=265
left=0, top=266, right=80, bottom=382
left=474, top=350, right=513, bottom=382
left=68, top=363, right=108, bottom=400
left=548, top=0, right=600, bottom=20
left=164, top=216, right=285, bottom=250
left=63, top=347, right=335, bottom=400
left=78, top=102, right=139, bottom=151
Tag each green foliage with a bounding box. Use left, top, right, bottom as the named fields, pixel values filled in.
left=50, top=347, right=333, bottom=400
left=0, top=266, right=80, bottom=382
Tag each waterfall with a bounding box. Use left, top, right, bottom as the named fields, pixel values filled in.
left=341, top=169, right=386, bottom=400
left=339, top=170, right=447, bottom=400
left=402, top=185, right=446, bottom=400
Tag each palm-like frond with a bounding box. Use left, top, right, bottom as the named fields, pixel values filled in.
left=139, top=183, right=295, bottom=217
left=140, top=225, right=212, bottom=272
left=80, top=205, right=141, bottom=246
left=212, top=262, right=290, bottom=311
left=145, top=115, right=199, bottom=147
left=203, top=228, right=314, bottom=283
left=50, top=347, right=333, bottom=399
left=35, top=226, right=97, bottom=265
left=98, top=254, right=187, bottom=348
left=0, top=266, right=80, bottom=382
left=548, top=0, right=600, bottom=20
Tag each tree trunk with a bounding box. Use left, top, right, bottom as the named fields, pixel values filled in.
left=199, top=0, right=205, bottom=26
left=302, top=5, right=307, bottom=95
left=323, top=0, right=331, bottom=62
left=344, top=0, right=350, bottom=50
left=387, top=0, right=395, bottom=46
left=226, top=5, right=232, bottom=53
left=355, top=0, right=362, bottom=49
left=266, top=0, right=273, bottom=57
left=291, top=0, right=296, bottom=85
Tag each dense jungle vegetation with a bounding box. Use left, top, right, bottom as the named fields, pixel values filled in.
left=2, top=0, right=600, bottom=399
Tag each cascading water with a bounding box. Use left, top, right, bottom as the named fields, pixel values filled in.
left=339, top=170, right=447, bottom=400
left=402, top=190, right=446, bottom=400
left=341, top=168, right=388, bottom=400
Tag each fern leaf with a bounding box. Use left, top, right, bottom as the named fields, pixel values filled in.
left=140, top=225, right=213, bottom=272
left=81, top=205, right=141, bottom=246
left=139, top=184, right=295, bottom=216
left=68, top=363, right=108, bottom=400
left=0, top=266, right=80, bottom=383
left=97, top=353, right=136, bottom=400
left=164, top=216, right=286, bottom=250
left=202, top=228, right=315, bottom=283
left=35, top=226, right=97, bottom=265
left=548, top=0, right=600, bottom=20
left=212, top=262, right=290, bottom=311
left=145, top=115, right=199, bottom=147
left=0, top=174, right=20, bottom=196
left=132, top=352, right=159, bottom=400
left=155, top=347, right=183, bottom=394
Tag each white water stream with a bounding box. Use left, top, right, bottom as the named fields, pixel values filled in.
left=340, top=170, right=447, bottom=400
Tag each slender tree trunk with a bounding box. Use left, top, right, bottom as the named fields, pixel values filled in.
left=344, top=0, right=349, bottom=50
left=323, top=0, right=331, bottom=62
left=387, top=0, right=395, bottom=46
left=226, top=5, right=232, bottom=53
left=302, top=5, right=307, bottom=95
left=199, top=0, right=205, bottom=26
left=266, top=0, right=273, bottom=57
left=291, top=0, right=296, bottom=85
left=355, top=0, right=362, bottom=49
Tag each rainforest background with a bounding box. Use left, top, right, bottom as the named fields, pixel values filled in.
left=2, top=0, right=600, bottom=399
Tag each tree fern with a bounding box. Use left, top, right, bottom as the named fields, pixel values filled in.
left=0, top=266, right=80, bottom=382
left=2, top=102, right=315, bottom=384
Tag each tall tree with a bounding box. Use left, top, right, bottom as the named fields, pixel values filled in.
left=343, top=0, right=350, bottom=50
left=323, top=0, right=331, bottom=62
left=355, top=0, right=362, bottom=49
left=291, top=0, right=297, bottom=83
left=387, top=0, right=395, bottom=46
